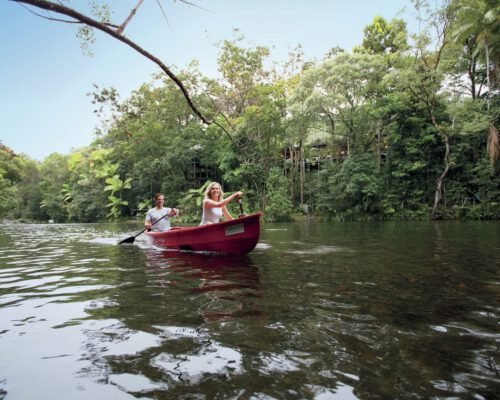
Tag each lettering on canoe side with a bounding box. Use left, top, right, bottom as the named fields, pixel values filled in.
left=225, top=224, right=245, bottom=236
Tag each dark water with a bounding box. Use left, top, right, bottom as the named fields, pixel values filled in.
left=0, top=221, right=498, bottom=399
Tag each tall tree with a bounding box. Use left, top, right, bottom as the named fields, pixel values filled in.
left=451, top=0, right=499, bottom=99
left=399, top=0, right=458, bottom=219
left=450, top=0, right=499, bottom=165
left=359, top=16, right=409, bottom=55
left=39, top=153, right=70, bottom=222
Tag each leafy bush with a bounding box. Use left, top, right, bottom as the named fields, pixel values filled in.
left=265, top=168, right=293, bottom=222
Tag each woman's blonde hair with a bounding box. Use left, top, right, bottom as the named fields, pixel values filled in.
left=204, top=182, right=224, bottom=201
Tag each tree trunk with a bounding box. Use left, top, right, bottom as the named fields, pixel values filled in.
left=300, top=138, right=305, bottom=205
left=376, top=120, right=382, bottom=173
left=466, top=38, right=477, bottom=99
left=485, top=44, right=491, bottom=110
left=289, top=145, right=295, bottom=201
left=487, top=124, right=499, bottom=165
left=431, top=132, right=450, bottom=219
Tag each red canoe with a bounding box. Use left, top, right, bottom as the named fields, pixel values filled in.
left=144, top=212, right=263, bottom=255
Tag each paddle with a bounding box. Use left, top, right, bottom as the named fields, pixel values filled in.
left=118, top=211, right=171, bottom=245
left=237, top=198, right=246, bottom=218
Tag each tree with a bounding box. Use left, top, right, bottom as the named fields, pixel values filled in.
left=451, top=0, right=499, bottom=99
left=214, top=40, right=286, bottom=209
left=396, top=1, right=458, bottom=219
left=39, top=153, right=70, bottom=222
left=265, top=167, right=293, bottom=221
left=91, top=71, right=220, bottom=212
left=219, top=82, right=286, bottom=210
left=104, top=173, right=132, bottom=219
left=217, top=38, right=271, bottom=116
left=359, top=16, right=409, bottom=55
left=450, top=0, right=499, bottom=164
left=0, top=144, right=23, bottom=218
left=62, top=148, right=115, bottom=221
left=322, top=153, right=382, bottom=219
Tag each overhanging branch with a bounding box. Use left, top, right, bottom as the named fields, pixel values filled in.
left=12, top=0, right=211, bottom=125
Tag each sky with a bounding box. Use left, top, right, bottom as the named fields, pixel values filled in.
left=1, top=0, right=416, bottom=161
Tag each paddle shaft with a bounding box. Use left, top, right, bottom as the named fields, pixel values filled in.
left=237, top=198, right=244, bottom=216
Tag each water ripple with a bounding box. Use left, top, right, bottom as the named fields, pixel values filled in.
left=1, top=221, right=498, bottom=399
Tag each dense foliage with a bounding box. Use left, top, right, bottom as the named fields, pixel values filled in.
left=2, top=0, right=499, bottom=222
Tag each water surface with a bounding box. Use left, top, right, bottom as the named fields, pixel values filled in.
left=0, top=221, right=499, bottom=399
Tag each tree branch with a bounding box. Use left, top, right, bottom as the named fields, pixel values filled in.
left=116, top=0, right=143, bottom=35
left=11, top=0, right=211, bottom=125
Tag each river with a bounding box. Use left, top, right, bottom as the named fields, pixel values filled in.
left=0, top=221, right=498, bottom=399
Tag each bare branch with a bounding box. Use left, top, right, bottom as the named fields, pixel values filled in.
left=177, top=0, right=213, bottom=14
left=116, top=0, right=144, bottom=35
left=17, top=2, right=80, bottom=24
left=17, top=2, right=119, bottom=28
left=155, top=0, right=171, bottom=29
left=12, top=0, right=211, bottom=125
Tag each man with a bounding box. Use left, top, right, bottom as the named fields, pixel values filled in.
left=144, top=193, right=178, bottom=232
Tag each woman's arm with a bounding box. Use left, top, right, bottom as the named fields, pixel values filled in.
left=222, top=206, right=233, bottom=220
left=204, top=191, right=243, bottom=209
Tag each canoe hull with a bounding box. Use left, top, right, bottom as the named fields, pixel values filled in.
left=145, top=213, right=263, bottom=255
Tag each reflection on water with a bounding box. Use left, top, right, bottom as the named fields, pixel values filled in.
left=153, top=252, right=261, bottom=321
left=0, top=221, right=499, bottom=399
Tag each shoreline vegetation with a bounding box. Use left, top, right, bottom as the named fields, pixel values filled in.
left=2, top=203, right=499, bottom=226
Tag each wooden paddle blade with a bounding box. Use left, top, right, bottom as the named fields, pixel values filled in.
left=118, top=236, right=136, bottom=245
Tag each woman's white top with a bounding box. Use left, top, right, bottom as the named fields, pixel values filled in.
left=200, top=203, right=223, bottom=225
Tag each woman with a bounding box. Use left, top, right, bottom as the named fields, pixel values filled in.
left=200, top=182, right=243, bottom=225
